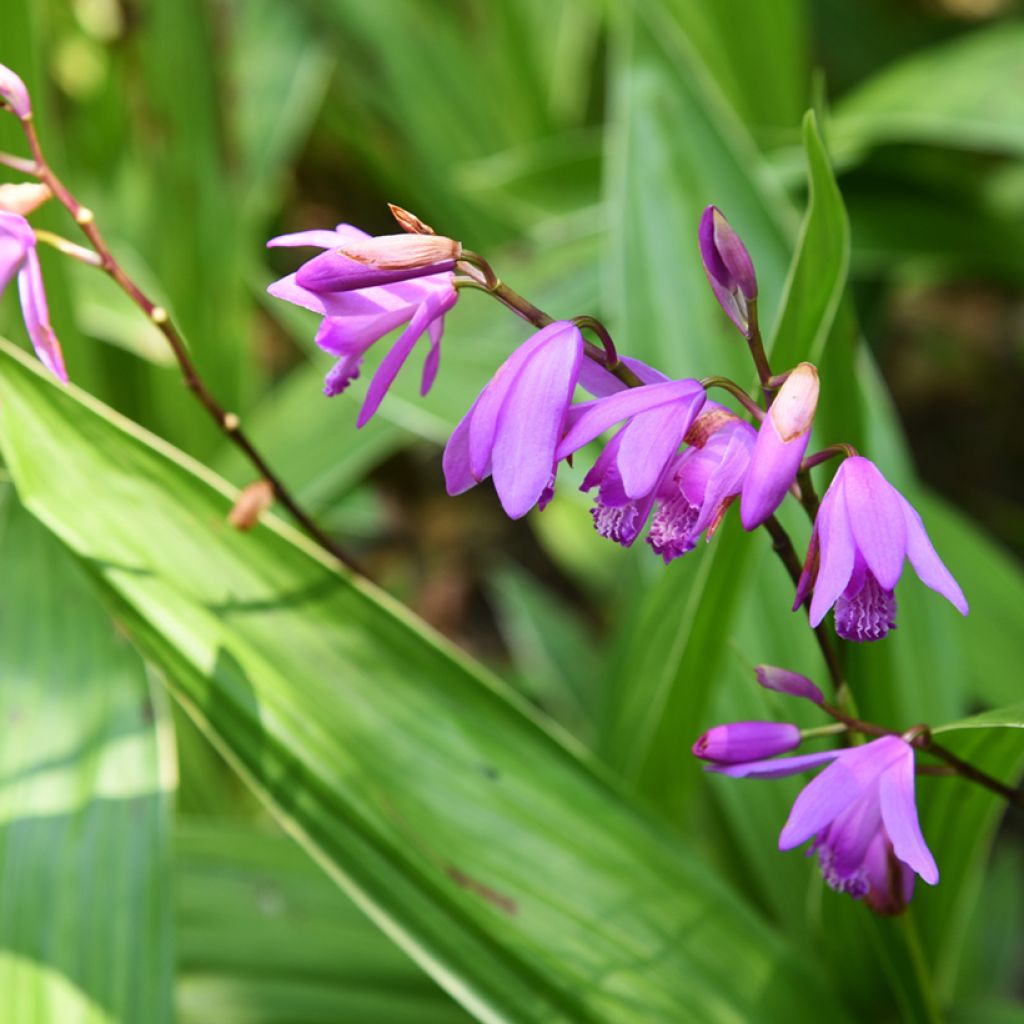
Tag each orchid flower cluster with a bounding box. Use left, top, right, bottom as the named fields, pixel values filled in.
left=2, top=61, right=1012, bottom=921
left=262, top=202, right=977, bottom=917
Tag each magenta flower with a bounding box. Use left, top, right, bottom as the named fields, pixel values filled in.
left=692, top=721, right=801, bottom=763
left=795, top=456, right=968, bottom=642
left=0, top=63, right=31, bottom=120
left=647, top=414, right=755, bottom=563
left=699, top=205, right=758, bottom=336
left=0, top=212, right=67, bottom=382
left=443, top=321, right=584, bottom=519
left=267, top=225, right=457, bottom=426
left=755, top=665, right=825, bottom=705
left=740, top=362, right=819, bottom=529
left=708, top=735, right=938, bottom=909
left=556, top=379, right=706, bottom=547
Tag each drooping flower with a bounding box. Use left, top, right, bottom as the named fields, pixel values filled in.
left=555, top=379, right=706, bottom=546
left=443, top=321, right=584, bottom=519
left=0, top=63, right=31, bottom=120
left=795, top=456, right=968, bottom=642
left=692, top=721, right=802, bottom=763
left=755, top=664, right=825, bottom=705
left=706, top=734, right=937, bottom=910
left=646, top=413, right=755, bottom=563
left=0, top=211, right=67, bottom=381
left=699, top=205, right=758, bottom=336
left=267, top=224, right=457, bottom=425
left=740, top=362, right=819, bottom=529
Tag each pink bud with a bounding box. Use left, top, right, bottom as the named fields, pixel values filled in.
left=692, top=721, right=801, bottom=763
left=755, top=665, right=824, bottom=704
left=0, top=63, right=31, bottom=120
left=699, top=205, right=757, bottom=336
left=338, top=233, right=461, bottom=271
left=0, top=183, right=51, bottom=216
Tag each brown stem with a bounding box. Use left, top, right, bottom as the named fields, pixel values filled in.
left=745, top=301, right=774, bottom=401
left=925, top=741, right=1024, bottom=808
left=19, top=120, right=359, bottom=572
left=700, top=376, right=765, bottom=420
left=801, top=443, right=858, bottom=473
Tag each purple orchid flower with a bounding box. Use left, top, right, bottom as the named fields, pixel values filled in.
left=707, top=734, right=937, bottom=911
left=555, top=378, right=707, bottom=547
left=0, top=63, right=31, bottom=120
left=740, top=362, right=819, bottom=530
left=443, top=321, right=584, bottom=519
left=267, top=224, right=457, bottom=426
left=699, top=205, right=758, bottom=337
left=0, top=211, right=67, bottom=382
left=795, top=456, right=968, bottom=642
left=646, top=413, right=756, bottom=563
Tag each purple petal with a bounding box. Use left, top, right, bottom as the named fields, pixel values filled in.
left=491, top=323, right=583, bottom=519
left=17, top=251, right=67, bottom=382
left=0, top=212, right=33, bottom=292
left=809, top=476, right=856, bottom=627
left=755, top=665, right=825, bottom=705
left=707, top=749, right=842, bottom=780
left=879, top=748, right=939, bottom=885
left=557, top=380, right=705, bottom=460
left=296, top=249, right=456, bottom=294
left=267, top=228, right=356, bottom=250
left=842, top=458, right=906, bottom=591
left=323, top=353, right=362, bottom=397
left=690, top=427, right=753, bottom=536
left=443, top=392, right=486, bottom=495
left=421, top=312, right=445, bottom=396
left=898, top=494, right=969, bottom=616
left=739, top=416, right=810, bottom=530
left=616, top=403, right=693, bottom=500
left=693, top=721, right=801, bottom=763
left=357, top=288, right=457, bottom=427
left=778, top=737, right=904, bottom=850
left=577, top=355, right=669, bottom=398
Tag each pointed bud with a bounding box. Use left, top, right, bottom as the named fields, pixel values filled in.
left=755, top=665, right=825, bottom=704
left=740, top=362, right=819, bottom=529
left=338, top=233, right=460, bottom=270
left=388, top=203, right=436, bottom=236
left=699, top=205, right=757, bottom=336
left=0, top=182, right=51, bottom=216
left=0, top=64, right=31, bottom=120
left=692, top=721, right=801, bottom=764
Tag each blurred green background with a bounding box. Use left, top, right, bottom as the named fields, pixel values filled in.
left=1, top=1, right=1022, bottom=1022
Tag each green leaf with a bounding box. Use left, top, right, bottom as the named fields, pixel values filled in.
left=932, top=704, right=1024, bottom=736
left=176, top=820, right=469, bottom=1024
left=0, top=340, right=852, bottom=1024
left=767, top=110, right=851, bottom=369
left=0, top=488, right=174, bottom=1023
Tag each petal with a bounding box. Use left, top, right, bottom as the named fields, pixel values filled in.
left=878, top=747, right=939, bottom=885
left=491, top=324, right=583, bottom=518
left=755, top=665, right=825, bottom=705
left=707, top=749, right=842, bottom=780
left=809, top=475, right=856, bottom=627
left=357, top=289, right=457, bottom=427
left=691, top=428, right=753, bottom=536
left=267, top=228, right=353, bottom=250
left=581, top=427, right=625, bottom=493
left=557, top=380, right=705, bottom=460
left=0, top=214, right=31, bottom=293
left=898, top=493, right=968, bottom=615
left=17, top=252, right=67, bottom=382
left=616, top=403, right=691, bottom=500
left=577, top=354, right=669, bottom=398
left=842, top=458, right=906, bottom=591
left=739, top=417, right=810, bottom=530
left=443, top=392, right=486, bottom=495
left=420, top=311, right=446, bottom=396
left=296, top=249, right=456, bottom=294
left=266, top=272, right=331, bottom=316
left=778, top=737, right=904, bottom=850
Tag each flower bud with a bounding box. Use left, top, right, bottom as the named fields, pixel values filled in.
left=0, top=182, right=51, bottom=216
left=755, top=665, right=824, bottom=704
left=0, top=63, right=31, bottom=120
left=740, top=362, right=819, bottom=529
left=699, top=205, right=757, bottom=336
left=692, top=721, right=801, bottom=764
left=338, top=234, right=460, bottom=271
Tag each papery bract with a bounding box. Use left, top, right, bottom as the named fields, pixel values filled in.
left=443, top=321, right=583, bottom=519
left=706, top=734, right=937, bottom=907
left=740, top=362, right=819, bottom=529
left=795, top=456, right=968, bottom=642
left=267, top=224, right=457, bottom=425
left=0, top=211, right=67, bottom=381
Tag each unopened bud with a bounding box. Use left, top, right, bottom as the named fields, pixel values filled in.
left=0, top=63, right=31, bottom=120
left=769, top=362, right=819, bottom=442
left=338, top=233, right=460, bottom=271
left=755, top=665, right=824, bottom=704
left=0, top=182, right=51, bottom=216
left=692, top=721, right=801, bottom=764
left=388, top=203, right=436, bottom=236
left=228, top=479, right=274, bottom=531
left=699, top=205, right=757, bottom=336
